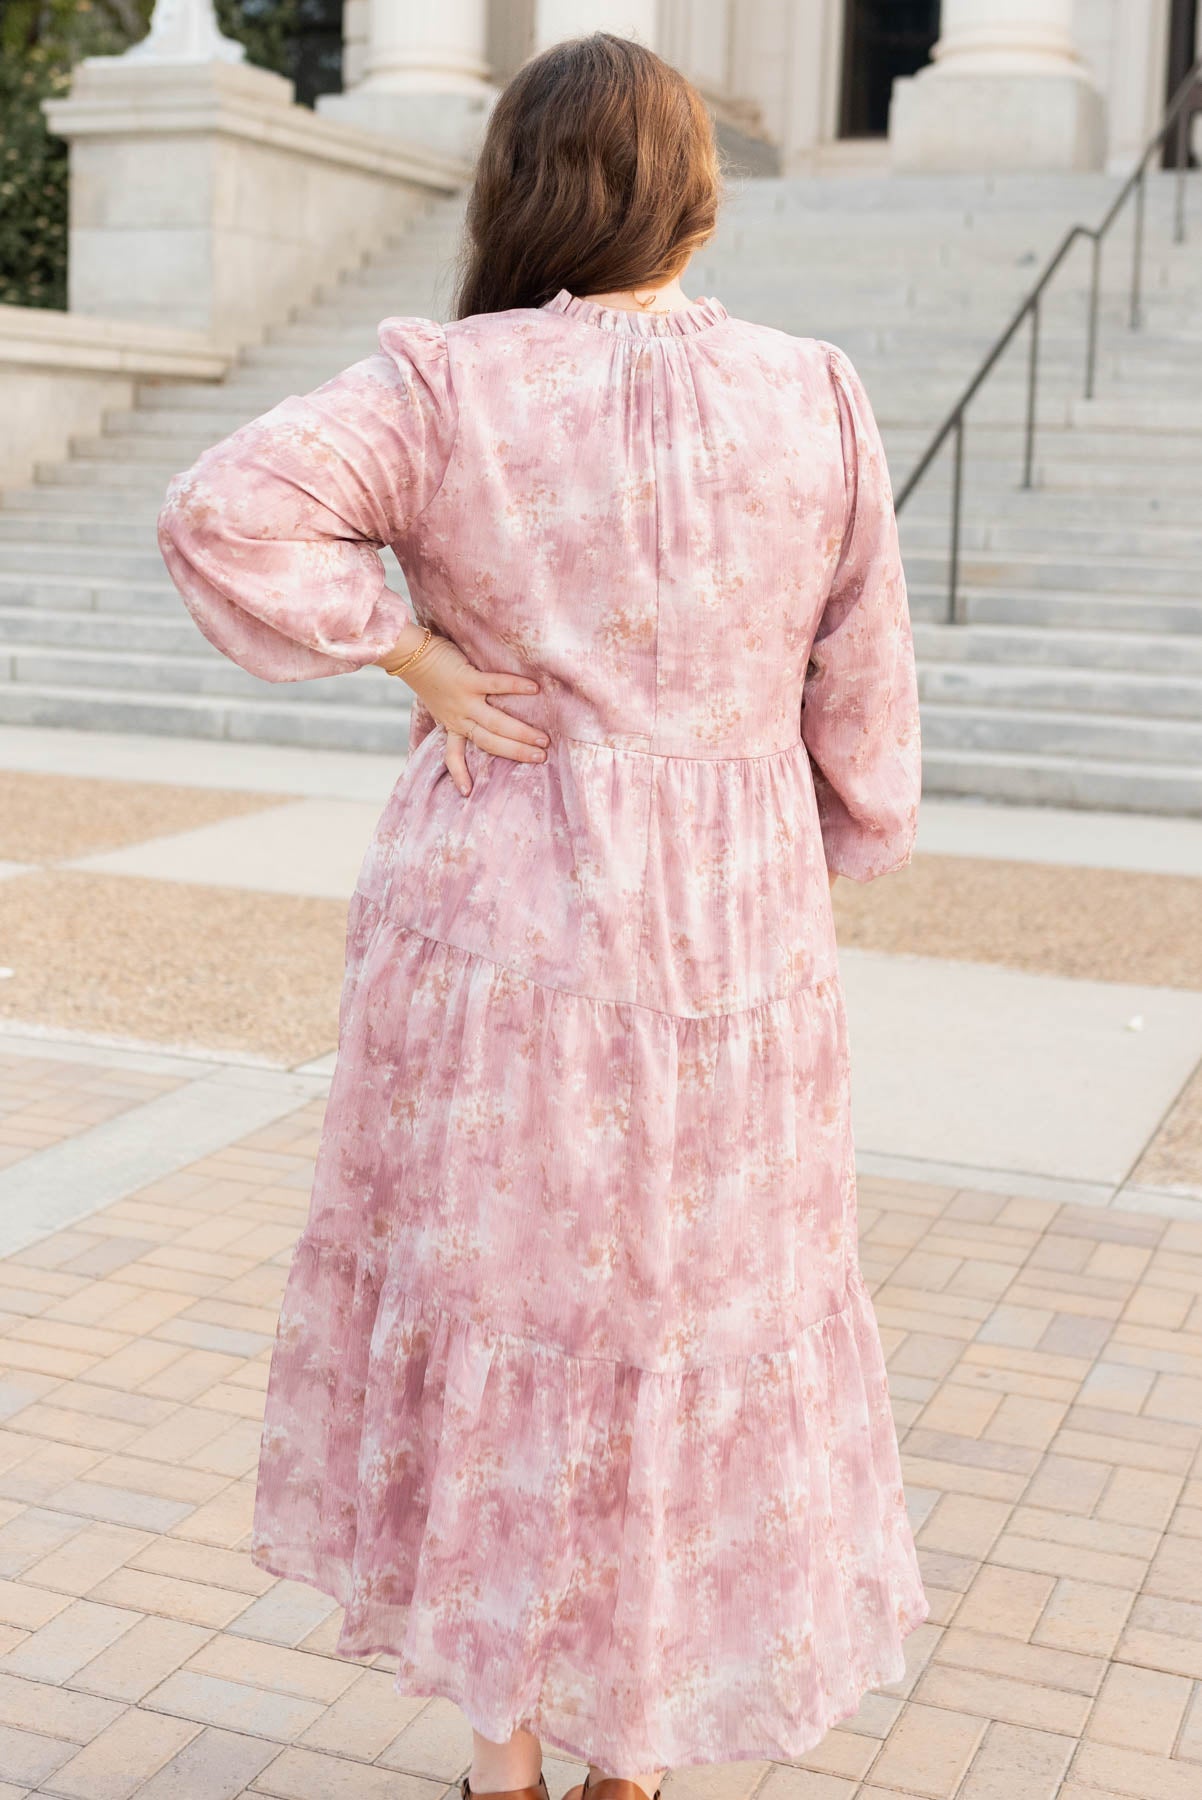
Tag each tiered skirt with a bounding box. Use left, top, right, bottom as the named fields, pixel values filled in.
left=249, top=890, right=928, bottom=1769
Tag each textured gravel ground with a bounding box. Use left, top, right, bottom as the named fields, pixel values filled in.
left=1129, top=1058, right=1202, bottom=1192
left=0, top=770, right=287, bottom=863
left=833, top=853, right=1202, bottom=994
left=0, top=868, right=346, bottom=1064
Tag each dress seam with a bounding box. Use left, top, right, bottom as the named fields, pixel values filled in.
left=634, top=341, right=665, bottom=1013
left=563, top=733, right=807, bottom=764
left=354, top=900, right=839, bottom=1025
left=290, top=1234, right=863, bottom=1377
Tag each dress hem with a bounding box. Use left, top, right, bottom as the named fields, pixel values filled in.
left=248, top=1539, right=931, bottom=1771
left=249, top=1252, right=930, bottom=1771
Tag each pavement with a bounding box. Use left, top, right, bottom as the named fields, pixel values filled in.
left=1, top=721, right=1201, bottom=1799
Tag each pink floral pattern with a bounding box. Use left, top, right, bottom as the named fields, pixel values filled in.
left=157, top=288, right=926, bottom=1770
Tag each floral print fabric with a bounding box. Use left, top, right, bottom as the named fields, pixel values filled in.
left=157, top=288, right=927, bottom=1769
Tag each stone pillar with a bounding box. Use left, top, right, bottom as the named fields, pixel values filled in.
left=890, top=0, right=1106, bottom=173
left=529, top=0, right=657, bottom=54
left=319, top=0, right=496, bottom=160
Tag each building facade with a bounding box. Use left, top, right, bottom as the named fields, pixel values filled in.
left=323, top=0, right=1199, bottom=174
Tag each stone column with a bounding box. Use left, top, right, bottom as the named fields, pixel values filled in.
left=319, top=0, right=496, bottom=160
left=890, top=0, right=1106, bottom=172
left=529, top=0, right=657, bottom=54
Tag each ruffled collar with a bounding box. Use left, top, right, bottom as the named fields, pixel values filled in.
left=541, top=288, right=729, bottom=337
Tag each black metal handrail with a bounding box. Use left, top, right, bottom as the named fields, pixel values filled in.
left=894, top=61, right=1202, bottom=624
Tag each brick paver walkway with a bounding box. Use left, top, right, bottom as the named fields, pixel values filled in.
left=0, top=1068, right=1199, bottom=1799
left=0, top=1057, right=188, bottom=1177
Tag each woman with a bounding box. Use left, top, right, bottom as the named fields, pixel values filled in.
left=157, top=31, right=927, bottom=1800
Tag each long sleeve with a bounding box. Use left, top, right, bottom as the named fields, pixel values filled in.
left=801, top=341, right=922, bottom=882
left=157, top=317, right=457, bottom=682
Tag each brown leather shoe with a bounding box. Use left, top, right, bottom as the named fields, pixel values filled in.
left=563, top=1777, right=663, bottom=1800
left=461, top=1775, right=550, bottom=1800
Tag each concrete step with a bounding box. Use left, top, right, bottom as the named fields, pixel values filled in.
left=0, top=562, right=406, bottom=612
left=735, top=170, right=1190, bottom=201
left=921, top=700, right=1202, bottom=766
left=904, top=551, right=1202, bottom=596
left=102, top=409, right=302, bottom=439
left=712, top=242, right=1194, bottom=275
left=918, top=660, right=1202, bottom=719
left=0, top=545, right=170, bottom=583
left=912, top=622, right=1202, bottom=675
left=1064, top=396, right=1202, bottom=430
left=0, top=513, right=158, bottom=544
left=0, top=606, right=201, bottom=652
left=0, top=572, right=174, bottom=612
left=708, top=288, right=1201, bottom=325
left=920, top=746, right=1202, bottom=815
left=899, top=518, right=1202, bottom=558
left=0, top=680, right=410, bottom=752
left=900, top=489, right=1199, bottom=526
left=31, top=462, right=185, bottom=491
left=1, top=486, right=178, bottom=517
left=0, top=640, right=402, bottom=710
left=909, top=585, right=1202, bottom=635
left=891, top=426, right=1202, bottom=460
left=902, top=461, right=1202, bottom=496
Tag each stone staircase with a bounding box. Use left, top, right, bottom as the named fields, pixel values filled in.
left=1, top=172, right=1200, bottom=811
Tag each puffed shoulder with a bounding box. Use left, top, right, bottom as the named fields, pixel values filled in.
left=376, top=315, right=451, bottom=386
left=814, top=338, right=868, bottom=406
left=813, top=337, right=891, bottom=491
left=370, top=314, right=458, bottom=459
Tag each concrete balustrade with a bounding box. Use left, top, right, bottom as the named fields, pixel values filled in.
left=0, top=306, right=228, bottom=489
left=6, top=34, right=467, bottom=486
left=42, top=55, right=469, bottom=349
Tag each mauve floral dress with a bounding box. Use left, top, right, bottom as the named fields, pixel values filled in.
left=157, top=288, right=928, bottom=1770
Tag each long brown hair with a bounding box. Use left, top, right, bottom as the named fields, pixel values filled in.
left=454, top=33, right=723, bottom=320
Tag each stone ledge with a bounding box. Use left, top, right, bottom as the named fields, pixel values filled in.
left=0, top=304, right=229, bottom=381
left=43, top=56, right=471, bottom=193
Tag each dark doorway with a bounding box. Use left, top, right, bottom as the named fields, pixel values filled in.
left=217, top=0, right=345, bottom=108
left=839, top=0, right=941, bottom=138
left=1164, top=0, right=1198, bottom=167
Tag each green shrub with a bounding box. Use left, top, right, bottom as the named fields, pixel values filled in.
left=0, top=47, right=72, bottom=309
left=1, top=2, right=152, bottom=309
left=0, top=1, right=340, bottom=310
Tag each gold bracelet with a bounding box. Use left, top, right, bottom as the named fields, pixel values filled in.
left=382, top=626, right=433, bottom=679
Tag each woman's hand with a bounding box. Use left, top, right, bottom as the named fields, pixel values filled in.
left=381, top=628, right=549, bottom=798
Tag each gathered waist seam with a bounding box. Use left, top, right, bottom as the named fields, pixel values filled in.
left=562, top=733, right=808, bottom=764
